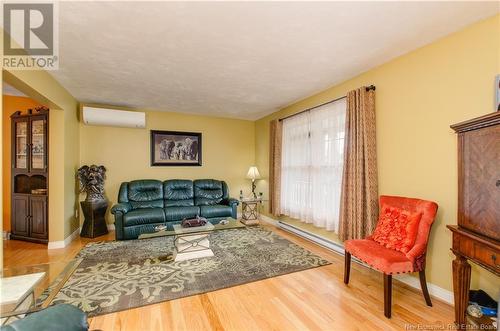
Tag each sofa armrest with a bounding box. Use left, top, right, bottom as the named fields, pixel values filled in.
left=223, top=198, right=239, bottom=207
left=111, top=203, right=131, bottom=240
left=111, top=202, right=132, bottom=214
left=221, top=198, right=239, bottom=219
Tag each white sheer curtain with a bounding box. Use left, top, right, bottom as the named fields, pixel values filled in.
left=280, top=98, right=346, bottom=231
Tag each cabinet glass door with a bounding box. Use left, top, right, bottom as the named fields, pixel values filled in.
left=15, top=121, right=28, bottom=169
left=31, top=119, right=46, bottom=170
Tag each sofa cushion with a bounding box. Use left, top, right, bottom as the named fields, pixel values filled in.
left=194, top=179, right=227, bottom=206
left=128, top=180, right=164, bottom=209
left=164, top=206, right=200, bottom=221
left=200, top=205, right=233, bottom=218
left=123, top=208, right=166, bottom=227
left=164, top=180, right=194, bottom=207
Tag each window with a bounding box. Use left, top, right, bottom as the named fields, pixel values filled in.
left=280, top=98, right=346, bottom=231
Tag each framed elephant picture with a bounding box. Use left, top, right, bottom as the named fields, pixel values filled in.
left=150, top=130, right=202, bottom=166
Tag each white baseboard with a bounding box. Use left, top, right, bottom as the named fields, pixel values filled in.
left=394, top=274, right=453, bottom=304
left=265, top=215, right=454, bottom=305
left=48, top=227, right=80, bottom=249
left=48, top=223, right=114, bottom=249
left=2, top=231, right=10, bottom=240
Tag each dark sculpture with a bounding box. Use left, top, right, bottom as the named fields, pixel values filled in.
left=77, top=165, right=108, bottom=238
left=77, top=165, right=107, bottom=202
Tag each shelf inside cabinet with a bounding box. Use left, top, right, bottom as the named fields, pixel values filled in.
left=14, top=174, right=47, bottom=194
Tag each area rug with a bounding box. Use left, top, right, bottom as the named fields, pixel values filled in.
left=51, top=226, right=329, bottom=316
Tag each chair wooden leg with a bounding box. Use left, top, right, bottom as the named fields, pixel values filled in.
left=384, top=274, right=392, bottom=318
left=419, top=270, right=433, bottom=307
left=344, top=252, right=351, bottom=284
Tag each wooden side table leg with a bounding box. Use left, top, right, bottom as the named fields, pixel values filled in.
left=452, top=255, right=471, bottom=329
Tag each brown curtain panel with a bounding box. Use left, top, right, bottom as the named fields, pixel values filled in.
left=269, top=119, right=283, bottom=217
left=338, top=87, right=379, bottom=241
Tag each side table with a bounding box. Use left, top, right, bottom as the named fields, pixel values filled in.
left=240, top=199, right=262, bottom=225
left=80, top=200, right=109, bottom=238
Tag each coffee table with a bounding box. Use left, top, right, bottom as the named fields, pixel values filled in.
left=139, top=218, right=245, bottom=261
left=1, top=259, right=82, bottom=325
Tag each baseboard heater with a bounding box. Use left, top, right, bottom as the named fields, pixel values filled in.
left=277, top=221, right=368, bottom=266
left=278, top=221, right=346, bottom=255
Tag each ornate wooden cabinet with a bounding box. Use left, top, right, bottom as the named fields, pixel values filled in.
left=448, top=112, right=500, bottom=328
left=11, top=107, right=49, bottom=243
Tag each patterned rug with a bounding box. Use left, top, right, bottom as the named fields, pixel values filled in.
left=52, top=226, right=330, bottom=317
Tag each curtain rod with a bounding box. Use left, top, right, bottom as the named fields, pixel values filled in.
left=278, top=85, right=376, bottom=122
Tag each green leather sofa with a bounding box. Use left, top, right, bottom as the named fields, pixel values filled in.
left=0, top=304, right=88, bottom=331
left=111, top=179, right=239, bottom=240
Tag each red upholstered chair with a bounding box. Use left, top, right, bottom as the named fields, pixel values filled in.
left=343, top=195, right=438, bottom=318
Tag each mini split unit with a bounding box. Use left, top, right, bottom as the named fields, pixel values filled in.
left=81, top=105, right=146, bottom=128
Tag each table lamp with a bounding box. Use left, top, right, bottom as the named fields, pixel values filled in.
left=246, top=166, right=261, bottom=199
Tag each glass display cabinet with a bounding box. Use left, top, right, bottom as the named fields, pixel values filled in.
left=11, top=107, right=49, bottom=243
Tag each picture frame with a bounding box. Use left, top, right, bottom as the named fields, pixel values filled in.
left=150, top=130, right=202, bottom=166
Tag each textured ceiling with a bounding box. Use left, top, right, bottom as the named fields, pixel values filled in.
left=51, top=1, right=499, bottom=120
left=3, top=83, right=27, bottom=97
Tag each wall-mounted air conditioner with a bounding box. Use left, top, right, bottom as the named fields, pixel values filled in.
left=82, top=106, right=146, bottom=128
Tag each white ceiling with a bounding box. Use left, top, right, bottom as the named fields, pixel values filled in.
left=3, top=83, right=27, bottom=97
left=51, top=1, right=499, bottom=120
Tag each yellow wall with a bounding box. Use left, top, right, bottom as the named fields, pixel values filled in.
left=3, top=69, right=80, bottom=242
left=0, top=69, right=2, bottom=268
left=255, top=15, right=500, bottom=296
left=2, top=95, right=42, bottom=232
left=64, top=97, right=80, bottom=238
left=79, top=108, right=255, bottom=225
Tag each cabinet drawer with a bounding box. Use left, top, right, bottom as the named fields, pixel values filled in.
left=451, top=229, right=500, bottom=274
left=473, top=243, right=499, bottom=271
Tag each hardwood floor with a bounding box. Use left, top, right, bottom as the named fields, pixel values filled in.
left=3, top=224, right=454, bottom=331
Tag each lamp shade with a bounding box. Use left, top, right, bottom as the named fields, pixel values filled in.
left=246, top=166, right=261, bottom=180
